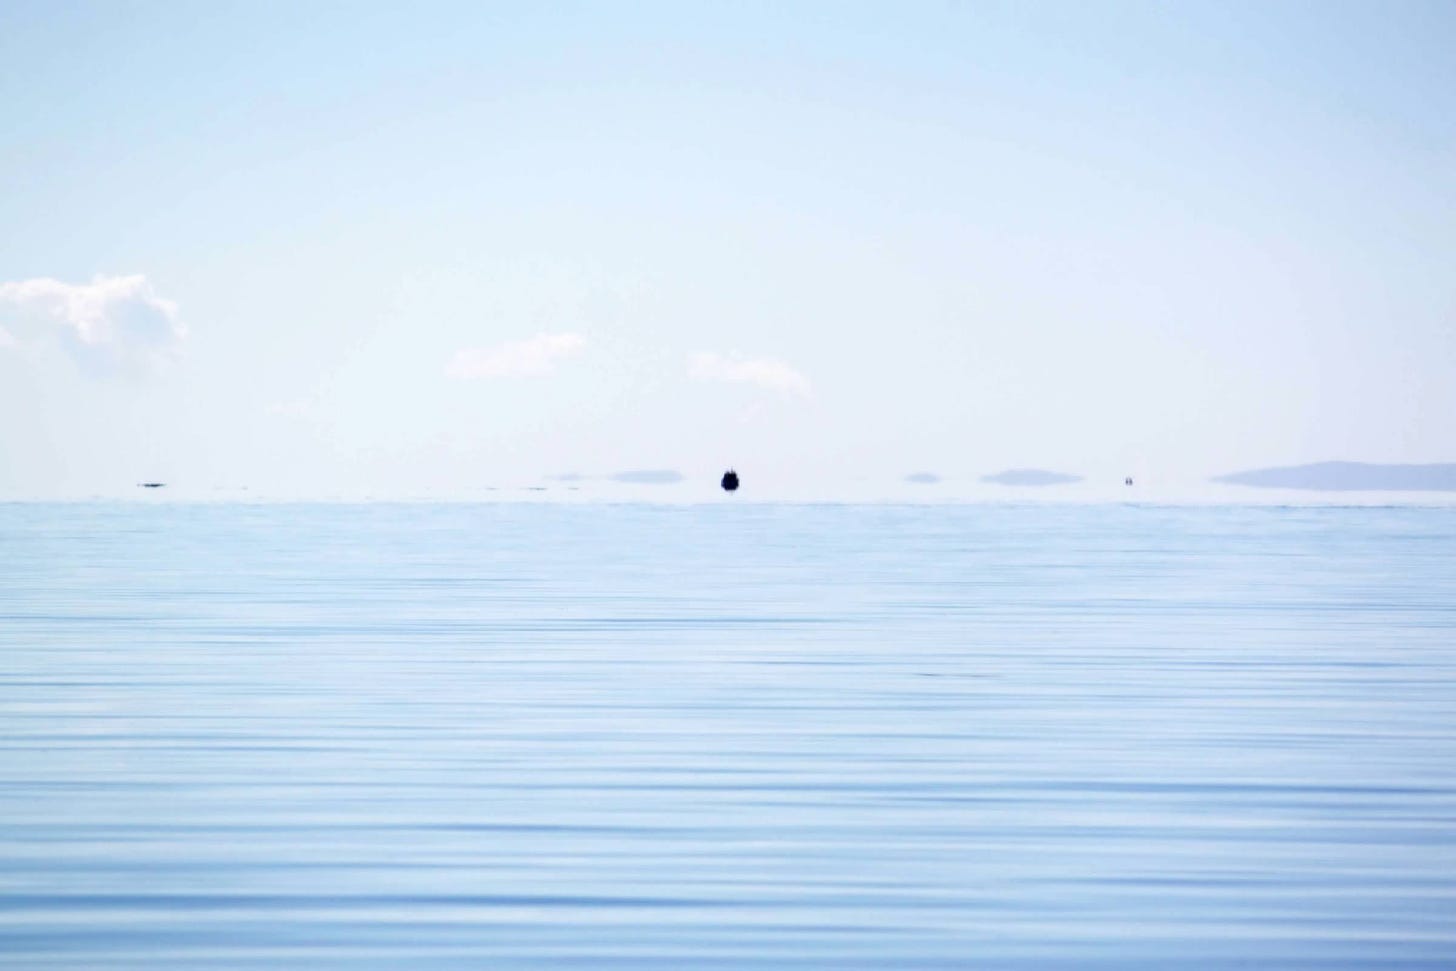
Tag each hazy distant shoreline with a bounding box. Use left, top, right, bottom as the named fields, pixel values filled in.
left=1214, top=462, right=1456, bottom=492
left=10, top=461, right=1456, bottom=504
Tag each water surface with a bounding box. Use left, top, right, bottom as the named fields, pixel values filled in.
left=2, top=503, right=1454, bottom=968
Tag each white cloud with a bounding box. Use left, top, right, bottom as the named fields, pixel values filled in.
left=447, top=333, right=586, bottom=379
left=688, top=351, right=812, bottom=398
left=0, top=274, right=187, bottom=373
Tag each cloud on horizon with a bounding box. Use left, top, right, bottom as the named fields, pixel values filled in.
left=688, top=351, right=811, bottom=398
left=0, top=274, right=187, bottom=374
left=447, top=332, right=585, bottom=379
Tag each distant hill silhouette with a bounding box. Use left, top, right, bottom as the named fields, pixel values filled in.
left=981, top=469, right=1082, bottom=486
left=904, top=472, right=941, bottom=484
left=610, top=469, right=685, bottom=484
left=1214, top=461, right=1456, bottom=492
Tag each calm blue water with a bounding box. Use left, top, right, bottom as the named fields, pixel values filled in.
left=2, top=503, right=1454, bottom=969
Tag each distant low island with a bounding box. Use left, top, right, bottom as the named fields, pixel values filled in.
left=981, top=469, right=1083, bottom=487
left=548, top=470, right=686, bottom=485
left=1214, top=461, right=1456, bottom=492
left=904, top=472, right=941, bottom=484
left=610, top=469, right=685, bottom=485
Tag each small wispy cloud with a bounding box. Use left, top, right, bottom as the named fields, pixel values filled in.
left=688, top=351, right=811, bottom=398
left=447, top=333, right=586, bottom=379
left=0, top=274, right=187, bottom=374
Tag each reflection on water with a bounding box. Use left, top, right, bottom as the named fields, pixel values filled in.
left=2, top=503, right=1454, bottom=968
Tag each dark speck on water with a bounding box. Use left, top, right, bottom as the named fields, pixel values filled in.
left=721, top=469, right=739, bottom=491
left=1, top=502, right=1454, bottom=969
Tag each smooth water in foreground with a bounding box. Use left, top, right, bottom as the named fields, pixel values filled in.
left=2, top=503, right=1454, bottom=968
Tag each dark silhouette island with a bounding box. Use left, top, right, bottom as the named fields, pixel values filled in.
left=138, top=482, right=165, bottom=489
left=721, top=469, right=740, bottom=492
left=1214, top=461, right=1456, bottom=492
left=981, top=469, right=1082, bottom=487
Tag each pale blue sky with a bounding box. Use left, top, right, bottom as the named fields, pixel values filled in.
left=2, top=1, right=1453, bottom=499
